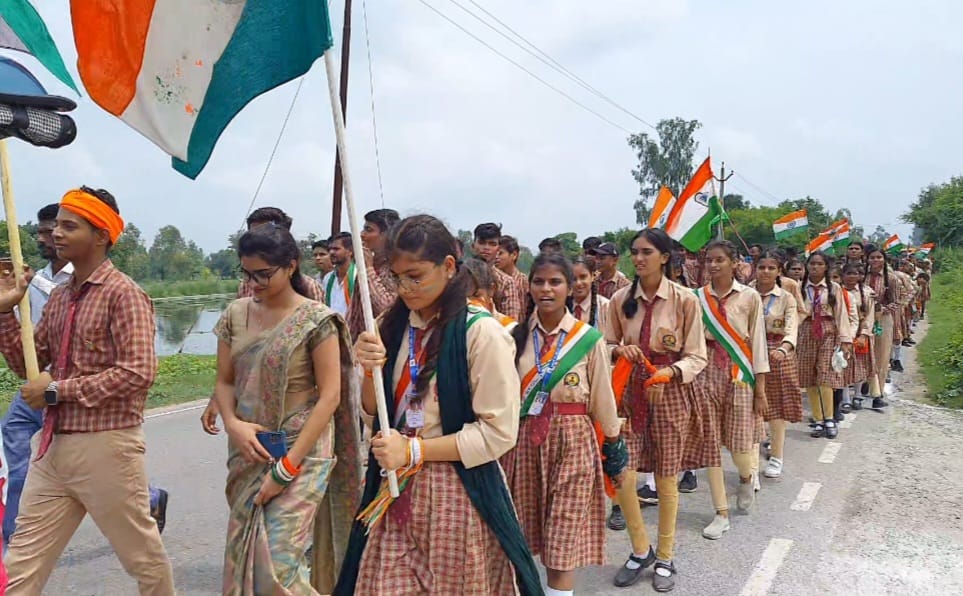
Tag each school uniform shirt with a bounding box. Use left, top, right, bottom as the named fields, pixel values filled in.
left=321, top=268, right=355, bottom=317
left=846, top=286, right=876, bottom=337
left=492, top=266, right=525, bottom=322
left=605, top=276, right=707, bottom=383
left=0, top=260, right=156, bottom=432
left=800, top=278, right=854, bottom=343
left=779, top=276, right=806, bottom=316
left=519, top=312, right=620, bottom=438
left=376, top=306, right=521, bottom=469
left=753, top=283, right=799, bottom=348
left=867, top=271, right=900, bottom=313
left=702, top=281, right=770, bottom=375
left=509, top=269, right=530, bottom=303
left=572, top=293, right=610, bottom=333
left=893, top=270, right=916, bottom=306
left=842, top=284, right=860, bottom=335
left=598, top=270, right=631, bottom=300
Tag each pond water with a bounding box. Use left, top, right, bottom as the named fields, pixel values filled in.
left=154, top=296, right=231, bottom=357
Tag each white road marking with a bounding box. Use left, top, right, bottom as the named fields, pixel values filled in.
left=790, top=482, right=822, bottom=511
left=839, top=413, right=857, bottom=428
left=145, top=403, right=206, bottom=420
left=739, top=538, right=794, bottom=596
left=818, top=442, right=843, bottom=464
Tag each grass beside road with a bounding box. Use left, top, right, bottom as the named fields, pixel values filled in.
left=141, top=279, right=238, bottom=298
left=918, top=253, right=963, bottom=409
left=0, top=354, right=216, bottom=417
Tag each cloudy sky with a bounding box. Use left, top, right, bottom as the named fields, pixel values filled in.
left=5, top=0, right=961, bottom=253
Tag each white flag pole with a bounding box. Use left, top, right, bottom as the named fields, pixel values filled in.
left=323, top=50, right=399, bottom=498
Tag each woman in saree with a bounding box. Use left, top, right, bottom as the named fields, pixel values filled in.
left=213, top=225, right=362, bottom=595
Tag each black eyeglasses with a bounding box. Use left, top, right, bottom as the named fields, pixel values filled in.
left=238, top=266, right=281, bottom=286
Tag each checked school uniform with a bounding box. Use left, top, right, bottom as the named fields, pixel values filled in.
left=695, top=281, right=770, bottom=454
left=752, top=283, right=802, bottom=423
left=356, top=306, right=520, bottom=595
left=572, top=293, right=610, bottom=332
left=501, top=312, right=620, bottom=571
left=868, top=270, right=899, bottom=388
left=606, top=277, right=714, bottom=476
left=797, top=279, right=853, bottom=389
left=843, top=286, right=877, bottom=387
left=598, top=270, right=631, bottom=300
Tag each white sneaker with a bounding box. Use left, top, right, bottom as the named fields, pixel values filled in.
left=884, top=383, right=896, bottom=396
left=702, top=514, right=731, bottom=540
left=764, top=457, right=783, bottom=478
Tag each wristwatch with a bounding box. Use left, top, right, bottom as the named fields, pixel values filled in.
left=44, top=381, right=58, bottom=406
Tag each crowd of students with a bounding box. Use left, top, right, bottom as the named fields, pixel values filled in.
left=0, top=191, right=932, bottom=595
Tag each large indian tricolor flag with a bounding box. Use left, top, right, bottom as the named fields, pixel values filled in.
left=0, top=0, right=78, bottom=92
left=829, top=219, right=851, bottom=251
left=648, top=186, right=676, bottom=229
left=883, top=234, right=904, bottom=255
left=772, top=209, right=808, bottom=240
left=664, top=158, right=722, bottom=251
left=70, top=0, right=333, bottom=178
left=805, top=231, right=834, bottom=256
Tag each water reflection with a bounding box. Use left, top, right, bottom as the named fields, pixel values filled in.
left=154, top=296, right=231, bottom=357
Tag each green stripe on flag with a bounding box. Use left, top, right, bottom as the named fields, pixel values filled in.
left=0, top=0, right=79, bottom=93
left=774, top=224, right=808, bottom=241
left=679, top=196, right=725, bottom=252
left=173, top=0, right=334, bottom=179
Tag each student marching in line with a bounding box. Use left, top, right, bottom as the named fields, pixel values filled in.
left=605, top=229, right=711, bottom=592
left=501, top=253, right=628, bottom=596
left=864, top=245, right=895, bottom=409
left=337, top=215, right=541, bottom=596
left=695, top=241, right=770, bottom=540
left=464, top=257, right=518, bottom=332
left=840, top=262, right=878, bottom=412
left=571, top=255, right=609, bottom=331
left=797, top=251, right=854, bottom=439
left=595, top=242, right=631, bottom=299
left=785, top=258, right=805, bottom=283
left=752, top=250, right=801, bottom=479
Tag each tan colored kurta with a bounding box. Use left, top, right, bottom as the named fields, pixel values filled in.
left=519, top=312, right=620, bottom=437
left=605, top=277, right=707, bottom=382
left=799, top=279, right=854, bottom=343
left=362, top=307, right=520, bottom=469
left=573, top=293, right=610, bottom=333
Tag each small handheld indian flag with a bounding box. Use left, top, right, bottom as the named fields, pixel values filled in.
left=829, top=219, right=851, bottom=252
left=648, top=186, right=677, bottom=229
left=664, top=158, right=723, bottom=251
left=883, top=234, right=904, bottom=255
left=805, top=232, right=834, bottom=256
left=71, top=0, right=333, bottom=178
left=772, top=209, right=808, bottom=240
left=917, top=242, right=935, bottom=257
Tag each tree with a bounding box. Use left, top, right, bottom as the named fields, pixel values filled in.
left=903, top=176, right=963, bottom=246
left=517, top=246, right=534, bottom=274
left=0, top=221, right=43, bottom=270
left=867, top=225, right=890, bottom=245
left=600, top=228, right=638, bottom=254
left=628, top=117, right=702, bottom=224
left=456, top=229, right=475, bottom=258
left=206, top=248, right=237, bottom=279
left=111, top=223, right=150, bottom=280
left=552, top=232, right=581, bottom=260
left=148, top=225, right=206, bottom=281
left=723, top=194, right=749, bottom=211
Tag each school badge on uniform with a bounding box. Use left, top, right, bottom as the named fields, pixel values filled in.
left=773, top=318, right=785, bottom=329
left=563, top=372, right=580, bottom=387
left=661, top=333, right=677, bottom=348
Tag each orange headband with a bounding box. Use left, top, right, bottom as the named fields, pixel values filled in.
left=60, top=189, right=125, bottom=243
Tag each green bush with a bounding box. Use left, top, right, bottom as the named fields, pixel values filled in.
left=141, top=279, right=238, bottom=298
left=919, top=248, right=963, bottom=407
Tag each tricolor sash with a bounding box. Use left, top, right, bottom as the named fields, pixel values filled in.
left=325, top=263, right=357, bottom=307
left=696, top=286, right=755, bottom=386
left=519, top=321, right=601, bottom=416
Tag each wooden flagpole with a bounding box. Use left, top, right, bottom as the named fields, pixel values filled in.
left=323, top=50, right=399, bottom=497
left=0, top=139, right=40, bottom=380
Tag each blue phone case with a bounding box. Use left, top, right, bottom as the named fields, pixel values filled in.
left=255, top=430, right=288, bottom=459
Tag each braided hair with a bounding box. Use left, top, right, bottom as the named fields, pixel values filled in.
left=802, top=250, right=838, bottom=311
left=864, top=244, right=894, bottom=305
left=623, top=229, right=672, bottom=319
left=512, top=253, right=574, bottom=364
left=841, top=261, right=868, bottom=318
left=756, top=248, right=786, bottom=288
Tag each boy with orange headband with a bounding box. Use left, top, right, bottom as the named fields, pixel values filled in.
left=0, top=187, right=175, bottom=594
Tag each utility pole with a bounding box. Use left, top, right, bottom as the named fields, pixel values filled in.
left=715, top=161, right=734, bottom=240
left=330, top=0, right=353, bottom=236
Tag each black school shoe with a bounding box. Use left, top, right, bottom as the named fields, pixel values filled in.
left=891, top=360, right=904, bottom=373
left=872, top=397, right=890, bottom=409
left=810, top=422, right=824, bottom=438
left=638, top=485, right=660, bottom=505
left=652, top=560, right=677, bottom=592
left=614, top=547, right=656, bottom=587
left=607, top=505, right=627, bottom=531
left=824, top=420, right=839, bottom=439
left=678, top=471, right=698, bottom=493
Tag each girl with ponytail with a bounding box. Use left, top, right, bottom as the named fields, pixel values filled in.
left=338, top=215, right=541, bottom=596
left=841, top=262, right=876, bottom=411
left=571, top=255, right=609, bottom=331
left=864, top=245, right=895, bottom=409
left=604, top=229, right=711, bottom=592
left=501, top=253, right=625, bottom=596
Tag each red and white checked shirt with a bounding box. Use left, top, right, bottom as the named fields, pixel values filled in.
left=347, top=258, right=398, bottom=340
left=0, top=259, right=157, bottom=433
left=492, top=266, right=524, bottom=321
left=236, top=274, right=326, bottom=302
left=598, top=270, right=631, bottom=300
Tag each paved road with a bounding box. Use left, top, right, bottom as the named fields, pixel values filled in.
left=45, top=321, right=963, bottom=595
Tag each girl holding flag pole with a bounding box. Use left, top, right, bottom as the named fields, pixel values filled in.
left=500, top=253, right=627, bottom=596
left=797, top=251, right=854, bottom=439
left=605, top=229, right=711, bottom=592
left=695, top=241, right=770, bottom=541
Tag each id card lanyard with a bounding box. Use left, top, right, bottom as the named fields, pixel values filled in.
left=406, top=325, right=427, bottom=429
left=529, top=328, right=568, bottom=416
